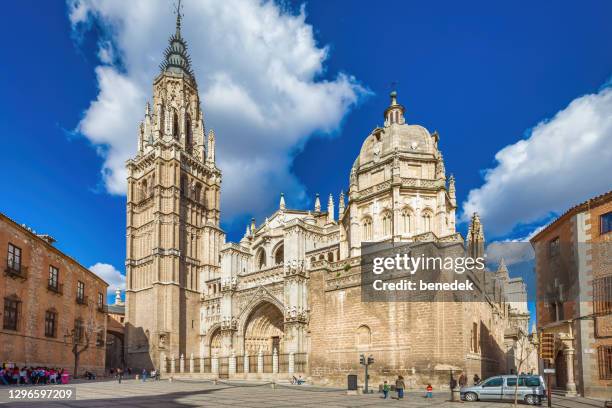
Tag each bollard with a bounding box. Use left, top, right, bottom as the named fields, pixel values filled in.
left=180, top=354, right=185, bottom=373
left=171, top=355, right=176, bottom=374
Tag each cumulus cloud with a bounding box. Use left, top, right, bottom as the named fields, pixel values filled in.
left=68, top=0, right=366, bottom=219
left=462, top=83, right=612, bottom=236
left=89, top=262, right=125, bottom=294
left=485, top=225, right=544, bottom=266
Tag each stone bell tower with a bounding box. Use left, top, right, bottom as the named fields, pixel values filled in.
left=125, top=3, right=224, bottom=369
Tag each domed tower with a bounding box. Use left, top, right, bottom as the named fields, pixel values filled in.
left=125, top=3, right=224, bottom=370
left=341, top=91, right=459, bottom=257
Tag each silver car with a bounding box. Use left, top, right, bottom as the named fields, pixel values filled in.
left=460, top=375, right=546, bottom=405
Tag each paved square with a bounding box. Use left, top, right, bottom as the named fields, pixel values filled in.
left=0, top=379, right=608, bottom=408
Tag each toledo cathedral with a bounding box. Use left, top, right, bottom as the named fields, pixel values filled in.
left=125, top=8, right=537, bottom=387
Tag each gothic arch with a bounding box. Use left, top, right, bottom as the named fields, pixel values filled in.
left=381, top=210, right=392, bottom=236
left=172, top=108, right=179, bottom=139
left=421, top=207, right=434, bottom=232
left=185, top=112, right=192, bottom=147
left=361, top=216, right=373, bottom=241
left=209, top=326, right=222, bottom=357
left=255, top=247, right=266, bottom=269
left=273, top=242, right=284, bottom=265
left=356, top=325, right=371, bottom=349
left=242, top=300, right=284, bottom=355
left=400, top=206, right=413, bottom=234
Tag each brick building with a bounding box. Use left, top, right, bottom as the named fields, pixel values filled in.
left=531, top=190, right=612, bottom=398
left=0, top=212, right=108, bottom=375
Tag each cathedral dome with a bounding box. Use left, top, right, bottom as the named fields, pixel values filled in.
left=353, top=92, right=436, bottom=170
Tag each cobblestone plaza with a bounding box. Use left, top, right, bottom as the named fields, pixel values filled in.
left=1, top=380, right=608, bottom=408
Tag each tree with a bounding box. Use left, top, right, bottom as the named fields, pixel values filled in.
left=64, top=305, right=105, bottom=378
left=511, top=333, right=537, bottom=407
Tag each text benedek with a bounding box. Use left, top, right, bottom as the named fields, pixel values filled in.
left=372, top=279, right=474, bottom=291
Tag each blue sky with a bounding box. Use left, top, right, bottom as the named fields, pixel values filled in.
left=1, top=0, right=611, bottom=305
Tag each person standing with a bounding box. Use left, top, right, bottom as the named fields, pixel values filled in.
left=141, top=368, right=147, bottom=382
left=458, top=373, right=467, bottom=388
left=425, top=384, right=433, bottom=398
left=395, top=375, right=405, bottom=399
left=117, top=367, right=123, bottom=384
left=382, top=381, right=390, bottom=399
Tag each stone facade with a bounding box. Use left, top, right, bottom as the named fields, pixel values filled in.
left=126, top=11, right=535, bottom=388
left=531, top=190, right=612, bottom=398
left=0, top=212, right=108, bottom=374
left=124, top=12, right=223, bottom=370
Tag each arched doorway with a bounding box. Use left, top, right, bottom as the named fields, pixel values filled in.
left=243, top=301, right=284, bottom=355
left=210, top=327, right=222, bottom=357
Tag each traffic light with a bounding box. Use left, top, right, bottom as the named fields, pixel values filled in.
left=359, top=354, right=365, bottom=365
left=540, top=332, right=554, bottom=360
left=367, top=355, right=374, bottom=365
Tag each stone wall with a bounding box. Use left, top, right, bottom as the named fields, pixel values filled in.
left=0, top=214, right=107, bottom=375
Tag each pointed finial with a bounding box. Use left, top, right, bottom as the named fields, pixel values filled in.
left=250, top=217, right=256, bottom=235
left=145, top=101, right=151, bottom=116
left=314, top=193, right=321, bottom=212
left=245, top=224, right=251, bottom=237
left=174, top=0, right=183, bottom=38
left=327, top=193, right=335, bottom=223
left=279, top=192, right=286, bottom=210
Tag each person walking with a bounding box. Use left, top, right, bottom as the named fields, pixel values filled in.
left=395, top=375, right=405, bottom=400
left=116, top=367, right=123, bottom=384
left=382, top=381, right=390, bottom=399
left=141, top=368, right=147, bottom=382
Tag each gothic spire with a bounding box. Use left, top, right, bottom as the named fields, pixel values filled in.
left=159, top=0, right=195, bottom=81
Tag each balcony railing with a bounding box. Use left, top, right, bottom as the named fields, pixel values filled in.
left=47, top=283, right=64, bottom=295
left=4, top=261, right=27, bottom=280
left=76, top=295, right=88, bottom=306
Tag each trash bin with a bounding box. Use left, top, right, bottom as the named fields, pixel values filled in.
left=61, top=374, right=70, bottom=384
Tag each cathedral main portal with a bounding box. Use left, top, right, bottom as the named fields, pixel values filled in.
left=243, top=301, right=284, bottom=355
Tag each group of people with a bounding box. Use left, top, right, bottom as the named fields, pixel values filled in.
left=111, top=367, right=160, bottom=383
left=382, top=376, right=407, bottom=399
left=0, top=366, right=65, bottom=385
left=381, top=372, right=482, bottom=399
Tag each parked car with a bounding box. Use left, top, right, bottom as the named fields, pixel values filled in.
left=460, top=375, right=546, bottom=405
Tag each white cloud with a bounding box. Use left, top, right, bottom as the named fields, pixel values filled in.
left=89, top=262, right=125, bottom=294
left=485, top=225, right=544, bottom=266
left=462, top=84, right=612, bottom=236
left=68, top=0, right=367, bottom=220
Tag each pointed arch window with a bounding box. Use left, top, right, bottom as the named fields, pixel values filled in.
left=172, top=109, right=179, bottom=139
left=274, top=244, right=284, bottom=265
left=256, top=248, right=266, bottom=269
left=159, top=104, right=165, bottom=134
left=185, top=113, right=192, bottom=148
left=362, top=217, right=373, bottom=241
left=381, top=211, right=392, bottom=236
left=401, top=208, right=413, bottom=234
left=422, top=210, right=433, bottom=232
